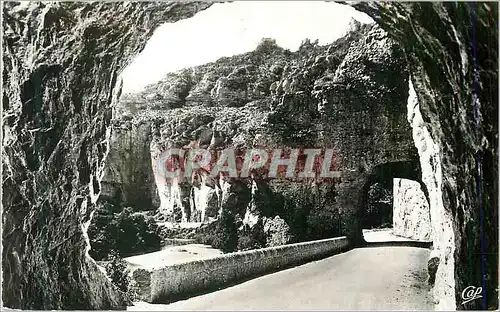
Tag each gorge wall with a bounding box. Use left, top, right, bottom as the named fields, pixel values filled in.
left=99, top=119, right=160, bottom=211
left=2, top=1, right=497, bottom=310
left=112, top=21, right=418, bottom=245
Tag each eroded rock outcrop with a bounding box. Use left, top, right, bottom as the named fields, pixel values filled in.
left=3, top=2, right=496, bottom=310
left=2, top=2, right=212, bottom=309
left=114, top=22, right=418, bottom=247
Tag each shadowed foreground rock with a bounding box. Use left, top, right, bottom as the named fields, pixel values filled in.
left=2, top=2, right=212, bottom=309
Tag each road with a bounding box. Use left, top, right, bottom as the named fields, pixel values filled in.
left=129, top=245, right=434, bottom=310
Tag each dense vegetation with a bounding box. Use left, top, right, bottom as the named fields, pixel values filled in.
left=104, top=251, right=131, bottom=293
left=88, top=204, right=161, bottom=261
left=362, top=182, right=393, bottom=229
left=157, top=184, right=344, bottom=253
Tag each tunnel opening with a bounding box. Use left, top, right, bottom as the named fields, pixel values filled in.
left=85, top=1, right=379, bottom=299
left=360, top=160, right=431, bottom=241
left=8, top=2, right=496, bottom=311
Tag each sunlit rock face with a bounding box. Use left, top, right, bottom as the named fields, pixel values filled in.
left=407, top=78, right=456, bottom=309
left=393, top=178, right=432, bottom=241
left=117, top=22, right=418, bottom=244
left=1, top=1, right=212, bottom=309
left=352, top=2, right=498, bottom=309
left=99, top=119, right=160, bottom=211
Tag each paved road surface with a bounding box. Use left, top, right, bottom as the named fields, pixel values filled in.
left=363, top=228, right=430, bottom=242
left=129, top=245, right=433, bottom=310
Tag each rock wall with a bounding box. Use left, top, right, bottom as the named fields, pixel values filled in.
left=393, top=178, right=432, bottom=241
left=2, top=2, right=212, bottom=309
left=99, top=118, right=160, bottom=211
left=352, top=2, right=498, bottom=310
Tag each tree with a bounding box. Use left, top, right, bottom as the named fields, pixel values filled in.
left=88, top=205, right=161, bottom=260
left=104, top=251, right=130, bottom=293
left=255, top=37, right=279, bottom=54
left=212, top=208, right=238, bottom=253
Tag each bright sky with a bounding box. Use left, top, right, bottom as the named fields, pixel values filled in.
left=121, top=1, right=373, bottom=93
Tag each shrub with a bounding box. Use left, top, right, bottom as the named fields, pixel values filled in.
left=104, top=251, right=130, bottom=293
left=280, top=186, right=317, bottom=243
left=192, top=220, right=219, bottom=246
left=263, top=216, right=291, bottom=247
left=211, top=209, right=238, bottom=253
left=255, top=38, right=279, bottom=54
left=88, top=205, right=162, bottom=260
left=237, top=221, right=266, bottom=251
left=306, top=212, right=342, bottom=240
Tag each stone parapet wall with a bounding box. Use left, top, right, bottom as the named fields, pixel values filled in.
left=132, top=236, right=349, bottom=303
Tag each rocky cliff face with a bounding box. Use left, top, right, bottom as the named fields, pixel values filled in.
left=112, top=21, right=418, bottom=246
left=393, top=178, right=432, bottom=241
left=2, top=2, right=212, bottom=309
left=352, top=2, right=498, bottom=309
left=99, top=119, right=160, bottom=211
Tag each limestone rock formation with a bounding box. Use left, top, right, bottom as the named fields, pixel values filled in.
left=99, top=120, right=160, bottom=211
left=393, top=178, right=432, bottom=241
left=113, top=22, right=418, bottom=248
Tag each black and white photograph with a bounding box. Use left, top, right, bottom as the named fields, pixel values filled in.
left=1, top=1, right=498, bottom=310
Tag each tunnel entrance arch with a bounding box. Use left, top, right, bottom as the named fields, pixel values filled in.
left=359, top=160, right=430, bottom=240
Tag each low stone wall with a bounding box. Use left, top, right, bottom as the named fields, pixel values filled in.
left=132, top=237, right=349, bottom=303
left=162, top=238, right=197, bottom=247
